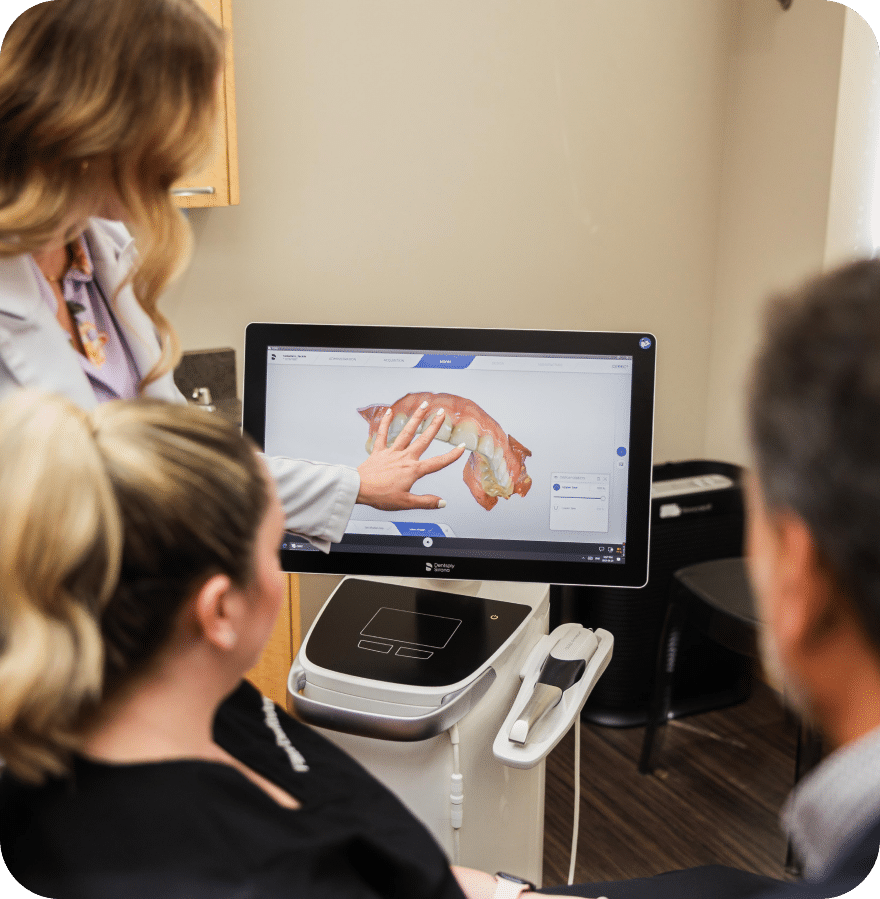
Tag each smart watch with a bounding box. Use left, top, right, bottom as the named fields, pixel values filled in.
left=493, top=871, right=537, bottom=898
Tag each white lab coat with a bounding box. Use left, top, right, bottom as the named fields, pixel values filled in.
left=0, top=218, right=358, bottom=551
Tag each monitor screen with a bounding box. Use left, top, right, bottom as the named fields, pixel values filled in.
left=243, top=324, right=655, bottom=587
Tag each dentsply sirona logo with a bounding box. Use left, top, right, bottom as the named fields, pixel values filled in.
left=639, top=337, right=652, bottom=349
left=425, top=562, right=432, bottom=571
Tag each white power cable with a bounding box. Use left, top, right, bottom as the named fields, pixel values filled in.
left=568, top=717, right=581, bottom=885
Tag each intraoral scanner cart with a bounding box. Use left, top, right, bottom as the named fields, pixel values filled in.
left=289, top=577, right=613, bottom=887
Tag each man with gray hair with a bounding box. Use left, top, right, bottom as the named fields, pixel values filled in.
left=548, top=259, right=880, bottom=898
left=743, top=257, right=880, bottom=895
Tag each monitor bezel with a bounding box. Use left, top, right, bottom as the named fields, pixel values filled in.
left=243, top=323, right=655, bottom=588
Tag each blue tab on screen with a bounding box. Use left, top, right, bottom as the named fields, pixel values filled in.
left=414, top=354, right=475, bottom=369
left=393, top=522, right=446, bottom=537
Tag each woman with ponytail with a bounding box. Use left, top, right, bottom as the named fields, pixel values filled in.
left=0, top=390, right=470, bottom=899
left=0, top=0, right=463, bottom=554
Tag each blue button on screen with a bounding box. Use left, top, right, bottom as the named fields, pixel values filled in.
left=415, top=355, right=475, bottom=369
left=393, top=522, right=446, bottom=537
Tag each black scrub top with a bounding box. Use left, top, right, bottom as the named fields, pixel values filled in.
left=0, top=680, right=467, bottom=899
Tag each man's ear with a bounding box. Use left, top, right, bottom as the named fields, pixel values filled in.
left=190, top=573, right=245, bottom=652
left=770, top=511, right=839, bottom=659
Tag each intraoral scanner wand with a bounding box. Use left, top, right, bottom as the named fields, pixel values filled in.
left=508, top=628, right=598, bottom=744
left=493, top=623, right=613, bottom=769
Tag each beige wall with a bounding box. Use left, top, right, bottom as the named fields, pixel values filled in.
left=165, top=0, right=735, bottom=464
left=703, top=0, right=849, bottom=463
left=165, top=0, right=874, bottom=471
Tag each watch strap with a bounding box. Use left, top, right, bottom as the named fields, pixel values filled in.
left=493, top=872, right=535, bottom=898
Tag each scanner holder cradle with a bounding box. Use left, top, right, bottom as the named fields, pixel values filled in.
left=492, top=623, right=614, bottom=769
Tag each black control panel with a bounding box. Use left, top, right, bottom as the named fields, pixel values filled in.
left=305, top=579, right=530, bottom=689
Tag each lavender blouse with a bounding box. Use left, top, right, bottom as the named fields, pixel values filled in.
left=31, top=234, right=141, bottom=401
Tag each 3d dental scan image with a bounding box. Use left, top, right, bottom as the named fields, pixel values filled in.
left=358, top=391, right=534, bottom=511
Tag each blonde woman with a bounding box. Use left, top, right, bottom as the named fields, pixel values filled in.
left=0, top=390, right=598, bottom=899
left=0, top=390, right=462, bottom=898
left=0, top=0, right=463, bottom=552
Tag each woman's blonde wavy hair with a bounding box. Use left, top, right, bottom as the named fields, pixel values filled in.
left=0, top=391, right=269, bottom=784
left=0, top=0, right=225, bottom=389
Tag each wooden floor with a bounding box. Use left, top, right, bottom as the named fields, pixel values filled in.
left=542, top=681, right=799, bottom=888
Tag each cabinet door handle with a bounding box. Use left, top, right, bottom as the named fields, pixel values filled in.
left=171, top=186, right=216, bottom=196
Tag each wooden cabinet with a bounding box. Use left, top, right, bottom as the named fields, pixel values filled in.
left=172, top=0, right=240, bottom=208
left=246, top=574, right=302, bottom=708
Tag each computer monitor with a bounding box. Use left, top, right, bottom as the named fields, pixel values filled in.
left=243, top=324, right=655, bottom=587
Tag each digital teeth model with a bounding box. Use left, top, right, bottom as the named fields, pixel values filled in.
left=357, top=392, right=532, bottom=510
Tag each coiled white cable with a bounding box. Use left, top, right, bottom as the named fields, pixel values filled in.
left=449, top=724, right=463, bottom=865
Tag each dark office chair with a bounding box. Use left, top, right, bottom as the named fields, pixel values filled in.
left=637, top=556, right=822, bottom=875
left=638, top=557, right=756, bottom=773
